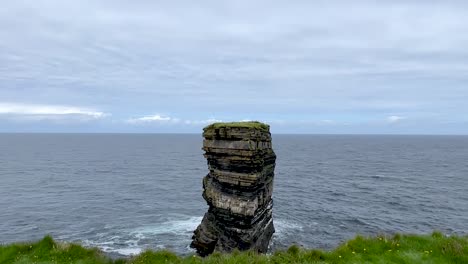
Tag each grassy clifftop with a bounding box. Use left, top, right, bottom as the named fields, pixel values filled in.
left=203, top=121, right=270, bottom=132
left=1, top=232, right=467, bottom=264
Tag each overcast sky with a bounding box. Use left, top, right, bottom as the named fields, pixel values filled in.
left=1, top=0, right=467, bottom=134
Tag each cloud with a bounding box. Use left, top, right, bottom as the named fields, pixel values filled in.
left=126, top=114, right=179, bottom=124
left=127, top=115, right=225, bottom=126
left=0, top=102, right=107, bottom=121
left=387, top=115, right=406, bottom=124
left=183, top=118, right=223, bottom=125
left=0, top=1, right=467, bottom=133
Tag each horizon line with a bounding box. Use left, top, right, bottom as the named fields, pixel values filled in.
left=1, top=132, right=467, bottom=136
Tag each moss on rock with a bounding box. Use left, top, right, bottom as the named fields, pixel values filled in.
left=203, top=121, right=270, bottom=132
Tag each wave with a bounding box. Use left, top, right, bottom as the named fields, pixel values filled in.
left=89, top=216, right=202, bottom=256
left=112, top=247, right=142, bottom=256
left=273, top=218, right=304, bottom=240
left=78, top=216, right=302, bottom=256
left=131, top=216, right=203, bottom=237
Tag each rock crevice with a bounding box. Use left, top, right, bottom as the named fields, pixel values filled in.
left=191, top=122, right=276, bottom=256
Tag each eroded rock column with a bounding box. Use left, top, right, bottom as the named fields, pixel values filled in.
left=191, top=122, right=276, bottom=256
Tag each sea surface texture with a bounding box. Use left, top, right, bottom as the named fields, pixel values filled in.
left=1, top=134, right=467, bottom=256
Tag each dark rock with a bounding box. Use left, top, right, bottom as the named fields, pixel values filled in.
left=191, top=122, right=276, bottom=256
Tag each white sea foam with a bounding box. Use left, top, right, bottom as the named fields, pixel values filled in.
left=113, top=247, right=142, bottom=256
left=273, top=219, right=304, bottom=239
left=78, top=216, right=203, bottom=256
left=89, top=238, right=142, bottom=256
left=131, top=216, right=203, bottom=236
left=99, top=246, right=113, bottom=252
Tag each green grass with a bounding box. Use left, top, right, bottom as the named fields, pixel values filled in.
left=203, top=121, right=270, bottom=132
left=1, top=232, right=467, bottom=263
left=0, top=235, right=115, bottom=264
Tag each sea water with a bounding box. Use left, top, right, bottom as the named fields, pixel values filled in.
left=1, top=134, right=467, bottom=256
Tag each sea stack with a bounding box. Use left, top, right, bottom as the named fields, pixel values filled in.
left=191, top=121, right=276, bottom=256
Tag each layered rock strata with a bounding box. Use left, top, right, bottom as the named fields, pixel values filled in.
left=191, top=122, right=276, bottom=256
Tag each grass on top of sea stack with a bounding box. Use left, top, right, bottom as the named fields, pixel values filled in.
left=203, top=121, right=270, bottom=132
left=1, top=232, right=467, bottom=263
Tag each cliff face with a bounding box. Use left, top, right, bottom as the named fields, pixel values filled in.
left=191, top=122, right=276, bottom=256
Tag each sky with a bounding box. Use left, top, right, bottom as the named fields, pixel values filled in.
left=1, top=0, right=467, bottom=134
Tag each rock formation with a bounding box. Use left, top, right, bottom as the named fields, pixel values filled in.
left=191, top=121, right=276, bottom=256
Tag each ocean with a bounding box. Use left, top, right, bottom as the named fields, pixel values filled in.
left=0, top=134, right=467, bottom=257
